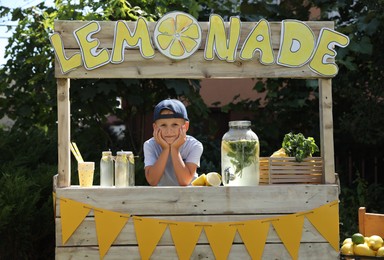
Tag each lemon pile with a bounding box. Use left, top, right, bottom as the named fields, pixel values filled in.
left=192, top=172, right=222, bottom=186
left=341, top=233, right=384, bottom=257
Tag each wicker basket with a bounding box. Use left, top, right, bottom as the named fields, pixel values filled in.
left=259, top=157, right=323, bottom=184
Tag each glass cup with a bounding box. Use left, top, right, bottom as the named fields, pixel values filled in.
left=78, top=162, right=95, bottom=187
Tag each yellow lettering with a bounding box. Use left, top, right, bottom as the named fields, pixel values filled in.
left=204, top=14, right=240, bottom=62
left=50, top=33, right=82, bottom=74
left=111, top=19, right=155, bottom=63
left=277, top=20, right=315, bottom=67
left=74, top=21, right=110, bottom=70
left=240, top=19, right=274, bottom=64
left=309, top=28, right=349, bottom=76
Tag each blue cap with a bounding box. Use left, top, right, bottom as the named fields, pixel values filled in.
left=153, top=99, right=189, bottom=122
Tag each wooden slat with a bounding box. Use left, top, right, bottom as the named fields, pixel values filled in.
left=54, top=50, right=326, bottom=79
left=319, top=79, right=336, bottom=183
left=259, top=158, right=270, bottom=184
left=54, top=20, right=334, bottom=50
left=55, top=216, right=328, bottom=246
left=55, top=185, right=338, bottom=216
left=55, top=243, right=338, bottom=260
left=57, top=78, right=71, bottom=187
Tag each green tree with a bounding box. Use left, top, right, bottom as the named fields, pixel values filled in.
left=1, top=0, right=384, bottom=257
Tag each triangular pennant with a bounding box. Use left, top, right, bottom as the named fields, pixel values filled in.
left=60, top=198, right=91, bottom=245
left=306, top=201, right=339, bottom=251
left=272, top=214, right=304, bottom=260
left=204, top=223, right=237, bottom=260
left=237, top=220, right=270, bottom=260
left=133, top=217, right=168, bottom=260
left=169, top=222, right=203, bottom=260
left=94, top=208, right=130, bottom=259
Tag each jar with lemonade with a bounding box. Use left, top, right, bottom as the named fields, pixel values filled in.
left=221, top=121, right=260, bottom=186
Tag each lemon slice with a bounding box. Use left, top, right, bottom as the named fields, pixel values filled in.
left=206, top=172, right=222, bottom=186
left=191, top=174, right=207, bottom=186
left=154, top=11, right=202, bottom=60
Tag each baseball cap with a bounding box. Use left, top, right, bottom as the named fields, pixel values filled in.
left=153, top=99, right=189, bottom=122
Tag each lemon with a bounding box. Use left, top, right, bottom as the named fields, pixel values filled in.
left=342, top=238, right=353, bottom=245
left=368, top=235, right=384, bottom=250
left=206, top=172, right=222, bottom=186
left=354, top=243, right=376, bottom=256
left=191, top=174, right=207, bottom=186
left=154, top=11, right=202, bottom=60
left=377, top=246, right=384, bottom=257
left=271, top=148, right=288, bottom=157
left=352, top=233, right=365, bottom=245
left=340, top=243, right=354, bottom=255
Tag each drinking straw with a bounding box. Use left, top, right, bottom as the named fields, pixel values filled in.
left=70, top=142, right=84, bottom=162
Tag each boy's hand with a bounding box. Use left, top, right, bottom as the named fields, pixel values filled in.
left=153, top=128, right=169, bottom=149
left=172, top=125, right=187, bottom=149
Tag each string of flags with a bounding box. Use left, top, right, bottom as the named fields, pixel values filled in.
left=54, top=193, right=339, bottom=260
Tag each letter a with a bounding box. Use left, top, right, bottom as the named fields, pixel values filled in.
left=240, top=19, right=274, bottom=64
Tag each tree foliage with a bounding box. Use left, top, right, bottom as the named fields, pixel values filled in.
left=1, top=0, right=384, bottom=257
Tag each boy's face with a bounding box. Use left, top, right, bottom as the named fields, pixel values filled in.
left=153, top=109, right=189, bottom=144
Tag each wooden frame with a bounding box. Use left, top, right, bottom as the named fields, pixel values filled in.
left=54, top=19, right=340, bottom=259
left=55, top=20, right=336, bottom=187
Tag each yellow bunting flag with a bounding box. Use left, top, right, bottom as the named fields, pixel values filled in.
left=133, top=217, right=168, bottom=260
left=94, top=208, right=130, bottom=259
left=204, top=223, right=237, bottom=260
left=60, top=198, right=91, bottom=245
left=305, top=200, right=339, bottom=251
left=169, top=222, right=203, bottom=260
left=272, top=214, right=305, bottom=260
left=237, top=220, right=270, bottom=260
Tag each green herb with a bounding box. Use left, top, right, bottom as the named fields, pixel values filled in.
left=222, top=140, right=259, bottom=177
left=282, top=132, right=319, bottom=162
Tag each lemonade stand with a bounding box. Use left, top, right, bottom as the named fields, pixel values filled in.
left=52, top=12, right=349, bottom=259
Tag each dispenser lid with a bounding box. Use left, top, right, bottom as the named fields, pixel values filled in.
left=229, top=121, right=251, bottom=127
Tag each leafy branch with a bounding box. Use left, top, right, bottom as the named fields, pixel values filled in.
left=282, top=132, right=319, bottom=162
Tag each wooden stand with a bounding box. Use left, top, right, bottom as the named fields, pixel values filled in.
left=53, top=20, right=339, bottom=259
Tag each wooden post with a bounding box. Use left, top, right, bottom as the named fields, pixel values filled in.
left=319, top=78, right=336, bottom=184
left=57, top=78, right=71, bottom=187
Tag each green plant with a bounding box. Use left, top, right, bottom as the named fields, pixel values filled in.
left=282, top=132, right=319, bottom=162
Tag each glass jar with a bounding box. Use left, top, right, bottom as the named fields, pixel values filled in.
left=100, top=151, right=114, bottom=186
left=115, top=151, right=129, bottom=187
left=126, top=151, right=135, bottom=186
left=221, top=121, right=260, bottom=186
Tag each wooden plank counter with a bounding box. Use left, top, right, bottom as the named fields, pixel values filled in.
left=54, top=185, right=339, bottom=259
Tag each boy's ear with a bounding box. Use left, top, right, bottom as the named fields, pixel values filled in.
left=153, top=123, right=157, bottom=129
left=184, top=121, right=190, bottom=131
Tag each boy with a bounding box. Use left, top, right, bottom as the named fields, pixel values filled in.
left=143, top=99, right=203, bottom=186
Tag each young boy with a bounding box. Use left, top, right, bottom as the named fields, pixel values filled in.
left=143, top=99, right=203, bottom=186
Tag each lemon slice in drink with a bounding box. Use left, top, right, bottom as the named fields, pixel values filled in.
left=154, top=11, right=202, bottom=60
left=206, top=172, right=222, bottom=186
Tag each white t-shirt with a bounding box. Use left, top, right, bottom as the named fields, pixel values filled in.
left=143, top=135, right=203, bottom=186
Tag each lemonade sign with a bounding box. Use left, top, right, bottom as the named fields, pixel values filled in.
left=50, top=11, right=349, bottom=76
